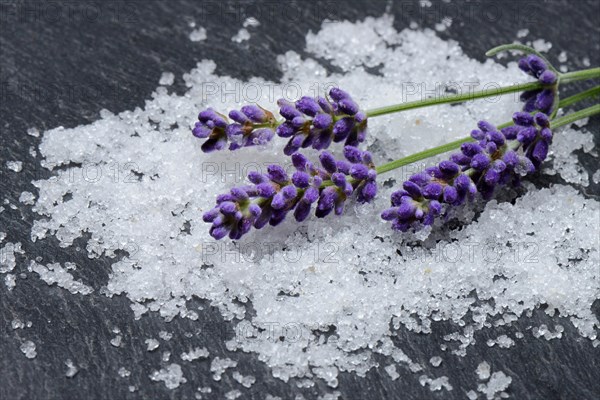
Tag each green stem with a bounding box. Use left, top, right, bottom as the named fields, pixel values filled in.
left=364, top=67, right=600, bottom=118
left=551, top=104, right=600, bottom=129
left=374, top=87, right=600, bottom=175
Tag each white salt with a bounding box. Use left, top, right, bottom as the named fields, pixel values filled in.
left=476, top=361, right=491, bottom=380
left=531, top=38, right=552, bottom=53
left=181, top=347, right=209, bottom=361
left=1, top=242, right=24, bottom=273
left=384, top=364, right=399, bottom=380
left=30, top=261, right=93, bottom=295
left=149, top=363, right=187, bottom=389
left=20, top=341, right=37, bottom=359
left=65, top=359, right=79, bottom=378
left=19, top=191, right=36, bottom=205
left=145, top=338, right=160, bottom=351
left=189, top=27, right=207, bottom=42
left=110, top=335, right=122, bottom=347
left=225, top=389, right=242, bottom=399
left=419, top=375, right=453, bottom=391
left=6, top=161, right=23, bottom=172
left=159, top=72, right=175, bottom=86
left=478, top=371, right=512, bottom=400
left=162, top=351, right=171, bottom=362
left=592, top=169, right=600, bottom=184
left=429, top=356, right=443, bottom=367
left=27, top=127, right=40, bottom=137
left=5, top=274, right=16, bottom=290
left=516, top=29, right=529, bottom=38
left=232, top=371, right=256, bottom=388
left=231, top=28, right=250, bottom=43
left=210, top=357, right=237, bottom=381
left=118, top=367, right=131, bottom=377
left=243, top=17, right=260, bottom=28
left=159, top=331, right=172, bottom=341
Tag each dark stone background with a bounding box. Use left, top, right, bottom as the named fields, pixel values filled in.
left=1, top=0, right=599, bottom=399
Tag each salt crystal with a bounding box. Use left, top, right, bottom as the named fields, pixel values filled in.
left=592, top=170, right=600, bottom=184
left=159, top=331, right=172, bottom=341
left=384, top=364, right=399, bottom=380
left=12, top=319, right=25, bottom=329
left=189, top=27, right=207, bottom=42
left=65, top=359, right=79, bottom=378
left=145, top=338, right=160, bottom=351
left=6, top=161, right=23, bottom=172
left=582, top=57, right=591, bottom=67
left=231, top=28, right=250, bottom=43
left=476, top=361, right=491, bottom=380
left=478, top=371, right=512, bottom=400
left=225, top=390, right=242, bottom=399
left=531, top=39, right=552, bottom=53
left=429, top=356, right=442, bottom=367
left=210, top=357, right=237, bottom=381
left=159, top=72, right=175, bottom=86
left=558, top=51, right=567, bottom=63
left=27, top=127, right=40, bottom=137
left=517, top=29, right=529, bottom=38
left=20, top=341, right=37, bottom=359
left=30, top=261, right=93, bottom=295
left=118, top=367, right=131, bottom=377
left=5, top=274, right=16, bottom=290
left=162, top=351, right=171, bottom=362
left=149, top=363, right=187, bottom=389
left=19, top=191, right=36, bottom=205
left=181, top=347, right=209, bottom=361
left=242, top=17, right=260, bottom=28
left=110, top=335, right=122, bottom=347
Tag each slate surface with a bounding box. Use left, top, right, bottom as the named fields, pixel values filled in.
left=1, top=1, right=599, bottom=399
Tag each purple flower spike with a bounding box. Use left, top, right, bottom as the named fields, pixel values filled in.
left=517, top=55, right=558, bottom=115
left=192, top=105, right=278, bottom=152
left=383, top=114, right=554, bottom=233
left=276, top=87, right=367, bottom=153
left=204, top=146, right=378, bottom=240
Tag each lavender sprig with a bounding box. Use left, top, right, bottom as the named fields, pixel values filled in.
left=381, top=112, right=553, bottom=232
left=276, top=88, right=368, bottom=155
left=192, top=105, right=277, bottom=152
left=203, top=146, right=377, bottom=240
left=518, top=55, right=558, bottom=115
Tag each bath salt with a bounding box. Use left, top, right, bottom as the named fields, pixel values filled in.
left=65, top=359, right=79, bottom=378
left=231, top=28, right=250, bottom=43
left=145, top=338, right=160, bottom=351
left=189, top=27, right=207, bottom=42
left=478, top=371, right=512, bottom=400
left=159, top=72, right=175, bottom=86
left=181, top=347, right=209, bottom=362
left=29, top=261, right=93, bottom=295
left=149, top=363, right=187, bottom=389
left=6, top=160, right=23, bottom=172
left=19, top=191, right=36, bottom=205
left=22, top=13, right=600, bottom=393
left=20, top=341, right=37, bottom=359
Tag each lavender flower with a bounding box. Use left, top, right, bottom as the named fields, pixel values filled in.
left=204, top=146, right=377, bottom=240
left=192, top=105, right=277, bottom=152
left=381, top=112, right=553, bottom=232
left=518, top=55, right=558, bottom=115
left=276, top=88, right=368, bottom=155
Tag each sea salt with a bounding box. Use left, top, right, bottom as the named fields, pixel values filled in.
left=159, top=331, right=172, bottom=341
left=6, top=161, right=23, bottom=172
left=210, top=357, right=237, bottom=381
left=181, top=347, right=209, bottom=361
left=476, top=361, right=491, bottom=380
left=592, top=169, right=600, bottom=184
left=478, top=371, right=512, bottom=400
left=231, top=28, right=250, bottom=43
left=429, top=356, right=443, bottom=367
left=384, top=364, right=399, bottom=380
left=5, top=274, right=16, bottom=290
left=30, top=261, right=93, bottom=295
left=145, top=338, right=160, bottom=351
left=27, top=127, right=40, bottom=137
left=65, top=359, right=79, bottom=378
left=19, top=191, right=36, bottom=205
left=419, top=375, right=453, bottom=391
left=516, top=29, right=529, bottom=38
left=149, top=363, right=187, bottom=389
left=225, top=389, right=242, bottom=399
left=232, top=371, right=256, bottom=388
left=110, top=335, right=123, bottom=347
left=20, top=341, right=37, bottom=359
left=159, top=72, right=175, bottom=86
left=118, top=367, right=131, bottom=378
left=189, top=27, right=207, bottom=42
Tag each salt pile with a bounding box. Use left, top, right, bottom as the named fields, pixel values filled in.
left=3, top=13, right=598, bottom=396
